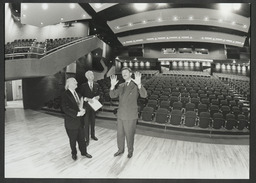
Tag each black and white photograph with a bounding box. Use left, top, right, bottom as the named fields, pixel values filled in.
left=2, top=1, right=255, bottom=182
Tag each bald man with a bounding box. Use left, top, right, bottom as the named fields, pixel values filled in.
left=61, top=77, right=92, bottom=160
left=79, top=71, right=100, bottom=146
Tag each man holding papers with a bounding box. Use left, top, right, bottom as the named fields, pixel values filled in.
left=79, top=71, right=101, bottom=146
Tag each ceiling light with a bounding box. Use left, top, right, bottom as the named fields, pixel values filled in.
left=22, top=14, right=26, bottom=17
left=219, top=19, right=223, bottom=22
left=243, top=25, right=247, bottom=28
left=232, top=21, right=235, bottom=25
left=142, top=20, right=147, bottom=24
left=173, top=16, right=178, bottom=21
left=158, top=18, right=162, bottom=22
left=69, top=3, right=76, bottom=9
left=22, top=4, right=27, bottom=10
left=82, top=14, right=86, bottom=18
left=189, top=16, right=193, bottom=20
left=128, top=23, right=133, bottom=26
left=94, top=3, right=102, bottom=9
left=42, top=3, right=48, bottom=10
left=204, top=17, right=208, bottom=21
left=233, top=3, right=241, bottom=10
left=61, top=18, right=64, bottom=21
left=94, top=28, right=97, bottom=31
left=41, top=22, right=43, bottom=25
left=134, top=3, right=148, bottom=11
left=15, top=10, right=18, bottom=12
left=116, top=26, right=120, bottom=29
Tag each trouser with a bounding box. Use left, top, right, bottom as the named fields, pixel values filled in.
left=117, top=119, right=137, bottom=154
left=66, top=127, right=87, bottom=155
left=84, top=108, right=96, bottom=141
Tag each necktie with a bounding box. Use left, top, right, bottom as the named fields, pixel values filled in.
left=122, top=82, right=128, bottom=95
left=74, top=91, right=80, bottom=105
left=89, top=82, right=93, bottom=90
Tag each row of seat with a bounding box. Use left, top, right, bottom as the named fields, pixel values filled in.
left=140, top=107, right=249, bottom=130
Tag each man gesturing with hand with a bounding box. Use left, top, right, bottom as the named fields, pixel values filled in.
left=109, top=67, right=147, bottom=158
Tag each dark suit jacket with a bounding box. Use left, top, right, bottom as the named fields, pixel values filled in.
left=79, top=82, right=100, bottom=110
left=61, top=90, right=83, bottom=130
left=109, top=81, right=147, bottom=120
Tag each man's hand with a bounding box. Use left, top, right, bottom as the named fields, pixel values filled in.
left=132, top=71, right=142, bottom=88
left=94, top=96, right=100, bottom=100
left=110, top=75, right=119, bottom=89
left=77, top=109, right=86, bottom=116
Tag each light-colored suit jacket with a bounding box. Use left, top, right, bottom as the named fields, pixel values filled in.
left=109, top=81, right=147, bottom=120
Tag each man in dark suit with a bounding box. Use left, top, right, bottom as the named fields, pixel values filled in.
left=61, top=77, right=92, bottom=160
left=79, top=70, right=100, bottom=146
left=109, top=67, right=147, bottom=158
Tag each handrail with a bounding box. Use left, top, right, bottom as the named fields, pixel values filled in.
left=5, top=36, right=95, bottom=60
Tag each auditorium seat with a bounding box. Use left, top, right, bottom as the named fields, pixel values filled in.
left=237, top=119, right=248, bottom=130
left=212, top=118, right=225, bottom=129
left=155, top=108, right=169, bottom=124
left=180, top=97, right=189, bottom=108
left=159, top=101, right=170, bottom=110
left=146, top=99, right=158, bottom=111
left=198, top=104, right=208, bottom=115
left=185, top=102, right=195, bottom=112
left=184, top=111, right=197, bottom=127
left=170, top=96, right=179, bottom=107
left=191, top=98, right=200, bottom=109
left=199, top=112, right=211, bottom=128
left=225, top=119, right=237, bottom=130
left=173, top=101, right=183, bottom=111
left=141, top=107, right=154, bottom=121
left=170, top=109, right=182, bottom=125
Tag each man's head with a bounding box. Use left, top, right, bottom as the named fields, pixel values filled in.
left=85, top=70, right=94, bottom=82
left=121, top=67, right=132, bottom=81
left=65, top=77, right=78, bottom=90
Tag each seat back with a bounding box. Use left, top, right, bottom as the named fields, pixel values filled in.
left=199, top=112, right=211, bottom=128
left=213, top=118, right=225, bottom=129
left=170, top=109, right=182, bottom=125
left=184, top=111, right=197, bottom=127
left=141, top=107, right=154, bottom=121
left=155, top=108, right=169, bottom=124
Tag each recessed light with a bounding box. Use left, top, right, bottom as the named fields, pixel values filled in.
left=219, top=19, right=223, bottom=22
left=42, top=4, right=48, bottom=10
left=173, top=16, right=178, bottom=21
left=15, top=10, right=18, bottom=12
left=232, top=21, right=235, bottom=25
left=204, top=17, right=208, bottom=21
left=128, top=23, right=133, bottom=26
left=116, top=26, right=120, bottom=29
left=22, top=14, right=26, bottom=17
left=243, top=25, right=247, bottom=28
left=83, top=14, right=86, bottom=18
left=41, top=22, right=43, bottom=25
left=69, top=3, right=76, bottom=9
left=142, top=20, right=147, bottom=24
left=158, top=18, right=162, bottom=22
left=189, top=16, right=193, bottom=20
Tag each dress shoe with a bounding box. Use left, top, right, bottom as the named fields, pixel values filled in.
left=114, top=151, right=124, bottom=157
left=72, top=154, right=77, bottom=161
left=91, top=136, right=98, bottom=141
left=82, top=153, right=92, bottom=158
left=127, top=153, right=133, bottom=158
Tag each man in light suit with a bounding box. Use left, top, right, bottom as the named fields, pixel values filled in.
left=109, top=67, right=147, bottom=158
left=61, top=77, right=92, bottom=160
left=79, top=71, right=100, bottom=146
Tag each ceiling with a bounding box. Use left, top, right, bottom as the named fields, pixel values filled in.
left=10, top=3, right=251, bottom=49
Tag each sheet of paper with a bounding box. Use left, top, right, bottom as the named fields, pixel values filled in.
left=88, top=98, right=103, bottom=111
